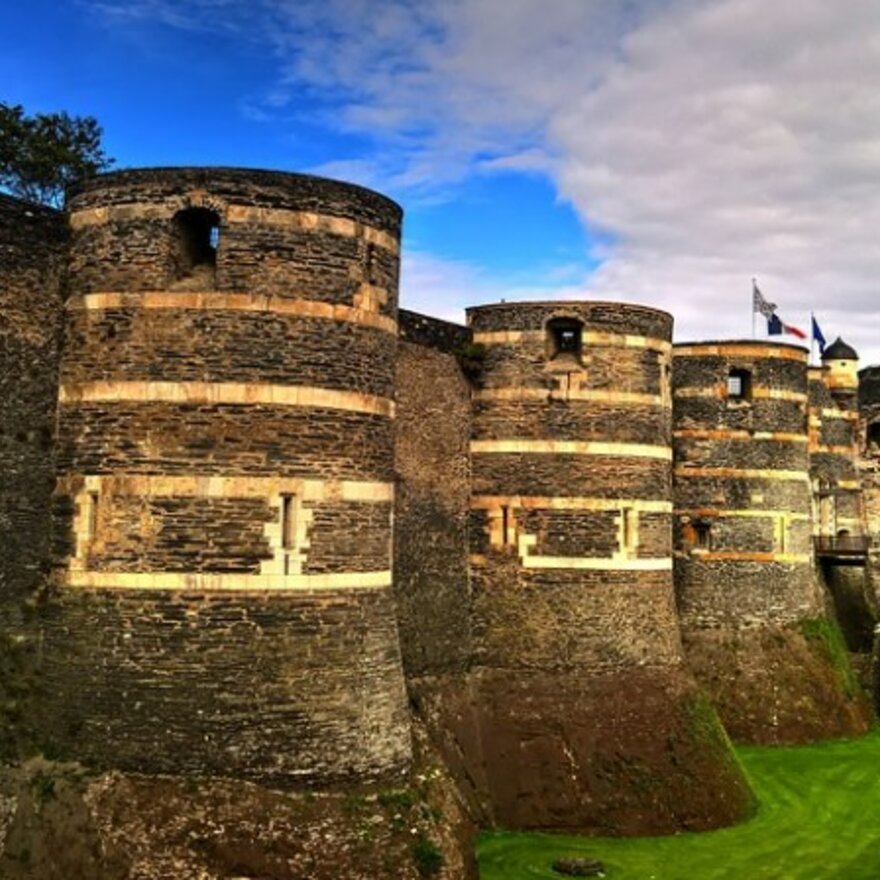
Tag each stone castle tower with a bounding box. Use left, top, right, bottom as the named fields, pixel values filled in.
left=672, top=341, right=869, bottom=742
left=0, top=166, right=876, bottom=846
left=8, top=168, right=412, bottom=784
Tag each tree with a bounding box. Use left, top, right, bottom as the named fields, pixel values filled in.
left=0, top=103, right=113, bottom=208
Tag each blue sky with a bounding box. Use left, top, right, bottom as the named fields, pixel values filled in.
left=5, top=0, right=880, bottom=364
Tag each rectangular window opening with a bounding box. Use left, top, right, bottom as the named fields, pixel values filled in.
left=727, top=368, right=752, bottom=400
left=694, top=522, right=712, bottom=550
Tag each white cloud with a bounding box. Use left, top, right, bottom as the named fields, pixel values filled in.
left=89, top=0, right=880, bottom=364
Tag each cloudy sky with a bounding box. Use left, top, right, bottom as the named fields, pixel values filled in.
left=6, top=0, right=880, bottom=364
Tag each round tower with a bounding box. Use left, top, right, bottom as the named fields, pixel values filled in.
left=45, top=168, right=410, bottom=783
left=809, top=340, right=863, bottom=544
left=465, top=302, right=752, bottom=834
left=673, top=340, right=869, bottom=743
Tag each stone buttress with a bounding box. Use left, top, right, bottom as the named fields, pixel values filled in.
left=41, top=168, right=411, bottom=783
left=673, top=341, right=870, bottom=743
left=462, top=302, right=752, bottom=833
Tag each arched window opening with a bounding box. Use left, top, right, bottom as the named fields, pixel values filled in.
left=171, top=207, right=220, bottom=286
left=546, top=317, right=584, bottom=366
left=727, top=368, right=752, bottom=400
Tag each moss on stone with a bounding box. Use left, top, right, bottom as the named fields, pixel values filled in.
left=798, top=617, right=862, bottom=701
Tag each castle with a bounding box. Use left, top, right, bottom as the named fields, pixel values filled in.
left=1, top=166, right=878, bottom=847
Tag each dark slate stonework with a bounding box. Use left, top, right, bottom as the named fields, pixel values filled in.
left=38, top=168, right=412, bottom=785
left=27, top=589, right=410, bottom=786
left=67, top=168, right=400, bottom=315
left=398, top=309, right=471, bottom=353
left=57, top=404, right=395, bottom=481
left=0, top=195, right=67, bottom=602
left=457, top=302, right=752, bottom=833
left=672, top=342, right=870, bottom=744
left=63, top=306, right=397, bottom=397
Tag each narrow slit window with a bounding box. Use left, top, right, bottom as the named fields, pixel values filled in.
left=365, top=243, right=378, bottom=284
left=88, top=491, right=99, bottom=540
left=501, top=505, right=511, bottom=546
left=777, top=517, right=788, bottom=554
left=281, top=494, right=297, bottom=550
left=727, top=368, right=752, bottom=400
left=622, top=507, right=637, bottom=555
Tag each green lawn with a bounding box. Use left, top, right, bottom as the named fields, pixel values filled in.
left=476, top=732, right=880, bottom=880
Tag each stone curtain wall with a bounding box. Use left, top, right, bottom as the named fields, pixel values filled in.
left=673, top=342, right=870, bottom=743
left=0, top=195, right=67, bottom=603
left=462, top=302, right=752, bottom=834
left=392, top=312, right=490, bottom=819
left=35, top=168, right=411, bottom=783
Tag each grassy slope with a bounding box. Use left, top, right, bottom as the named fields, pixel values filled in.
left=477, top=732, right=880, bottom=880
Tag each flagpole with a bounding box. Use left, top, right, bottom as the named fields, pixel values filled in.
left=809, top=312, right=814, bottom=364
left=751, top=278, right=756, bottom=339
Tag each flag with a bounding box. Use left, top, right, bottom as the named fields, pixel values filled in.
left=752, top=279, right=776, bottom=319
left=782, top=321, right=807, bottom=340
left=812, top=315, right=826, bottom=354
left=768, top=314, right=783, bottom=335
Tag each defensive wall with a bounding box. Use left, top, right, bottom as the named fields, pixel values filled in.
left=672, top=341, right=870, bottom=743
left=2, top=166, right=879, bottom=851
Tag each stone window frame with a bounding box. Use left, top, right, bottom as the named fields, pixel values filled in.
left=726, top=367, right=752, bottom=402
left=545, top=316, right=585, bottom=365
left=693, top=520, right=712, bottom=551
left=166, top=190, right=229, bottom=289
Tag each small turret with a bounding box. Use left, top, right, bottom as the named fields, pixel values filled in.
left=823, top=337, right=859, bottom=393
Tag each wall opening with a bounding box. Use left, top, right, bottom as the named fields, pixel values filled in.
left=727, top=368, right=752, bottom=400
left=621, top=507, right=638, bottom=557
left=501, top=505, right=512, bottom=546
left=868, top=421, right=880, bottom=449
left=171, top=207, right=220, bottom=285
left=694, top=521, right=712, bottom=550
left=87, top=491, right=99, bottom=545
left=546, top=317, right=584, bottom=365
left=281, top=494, right=297, bottom=575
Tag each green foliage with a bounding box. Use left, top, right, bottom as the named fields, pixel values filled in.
left=411, top=834, right=444, bottom=877
left=0, top=103, right=113, bottom=207
left=799, top=617, right=861, bottom=699
left=477, top=732, right=880, bottom=879
left=377, top=788, right=416, bottom=811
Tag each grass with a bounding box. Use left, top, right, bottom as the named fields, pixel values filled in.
left=476, top=731, right=880, bottom=880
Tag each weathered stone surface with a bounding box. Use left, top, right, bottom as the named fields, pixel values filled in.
left=0, top=195, right=67, bottom=601
left=454, top=302, right=752, bottom=831
left=36, top=168, right=413, bottom=788
left=673, top=341, right=871, bottom=742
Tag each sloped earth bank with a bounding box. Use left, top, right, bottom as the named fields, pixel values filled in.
left=477, top=731, right=880, bottom=880
left=411, top=667, right=755, bottom=836
left=0, top=725, right=477, bottom=880
left=682, top=620, right=872, bottom=745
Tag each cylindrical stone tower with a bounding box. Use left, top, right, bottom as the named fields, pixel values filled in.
left=810, top=339, right=864, bottom=540
left=44, top=168, right=411, bottom=783
left=673, top=340, right=870, bottom=743
left=465, top=302, right=752, bottom=834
